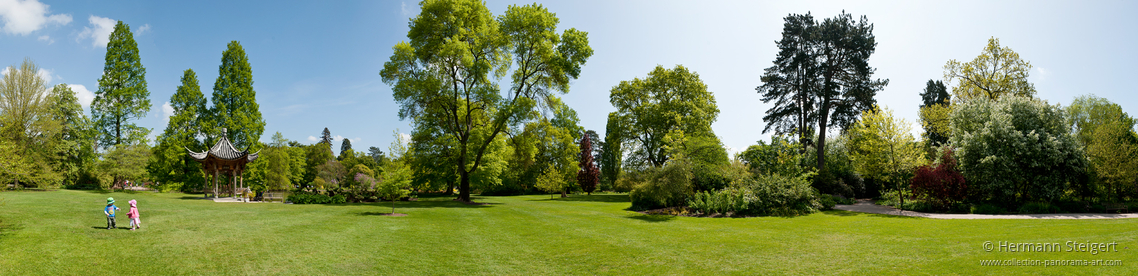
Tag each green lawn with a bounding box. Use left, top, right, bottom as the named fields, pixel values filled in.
left=0, top=189, right=1134, bottom=275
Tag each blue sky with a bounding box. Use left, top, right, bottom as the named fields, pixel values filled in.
left=3, top=0, right=1137, bottom=157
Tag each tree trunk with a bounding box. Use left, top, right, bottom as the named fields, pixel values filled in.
left=458, top=170, right=471, bottom=202
left=816, top=102, right=831, bottom=172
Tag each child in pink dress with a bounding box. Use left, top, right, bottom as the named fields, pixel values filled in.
left=127, top=199, right=141, bottom=230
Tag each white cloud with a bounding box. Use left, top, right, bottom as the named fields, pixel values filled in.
left=35, top=67, right=53, bottom=83
left=77, top=15, right=115, bottom=47
left=1035, top=67, right=1048, bottom=82
left=307, top=136, right=318, bottom=142
left=67, top=84, right=94, bottom=111
left=0, top=67, right=7, bottom=76
left=333, top=135, right=345, bottom=142
left=161, top=101, right=174, bottom=122
left=37, top=34, right=52, bottom=44
left=0, top=0, right=71, bottom=35
left=401, top=1, right=416, bottom=18
left=135, top=23, right=149, bottom=35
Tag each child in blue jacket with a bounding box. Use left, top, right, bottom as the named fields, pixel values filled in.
left=104, top=197, right=120, bottom=229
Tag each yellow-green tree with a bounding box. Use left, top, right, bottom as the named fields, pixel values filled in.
left=1067, top=95, right=1138, bottom=200
left=848, top=105, right=926, bottom=208
left=0, top=58, right=65, bottom=187
left=943, top=37, right=1036, bottom=102
left=380, top=1, right=592, bottom=202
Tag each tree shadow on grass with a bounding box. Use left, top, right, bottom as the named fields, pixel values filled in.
left=626, top=214, right=677, bottom=223
left=89, top=226, right=132, bottom=230
left=357, top=212, right=408, bottom=216
left=536, top=194, right=630, bottom=203
left=361, top=200, right=497, bottom=209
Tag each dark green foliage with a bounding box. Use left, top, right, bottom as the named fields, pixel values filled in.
left=93, top=21, right=150, bottom=146
left=970, top=204, right=1004, bottom=214
left=149, top=69, right=207, bottom=193
left=340, top=139, right=352, bottom=156
left=758, top=12, right=888, bottom=173
left=209, top=41, right=264, bottom=151
left=686, top=173, right=822, bottom=216
left=599, top=112, right=623, bottom=191
left=920, top=80, right=950, bottom=146
left=321, top=128, right=333, bottom=145
left=287, top=193, right=347, bottom=204
left=818, top=194, right=836, bottom=210
left=1017, top=202, right=1060, bottom=214
left=629, top=161, right=693, bottom=210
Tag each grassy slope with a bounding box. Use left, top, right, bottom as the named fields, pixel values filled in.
left=0, top=190, right=1134, bottom=275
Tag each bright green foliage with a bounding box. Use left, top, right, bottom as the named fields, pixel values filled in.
left=380, top=0, right=592, bottom=201
left=758, top=12, right=889, bottom=173
left=950, top=96, right=1086, bottom=203
left=599, top=112, right=623, bottom=191
left=264, top=132, right=293, bottom=191
left=303, top=142, right=334, bottom=186
left=1067, top=95, right=1138, bottom=200
left=378, top=161, right=413, bottom=213
left=943, top=37, right=1036, bottom=102
left=495, top=110, right=578, bottom=196
left=534, top=164, right=564, bottom=198
left=0, top=58, right=64, bottom=187
left=688, top=173, right=821, bottom=216
left=46, top=84, right=97, bottom=187
left=918, top=80, right=951, bottom=147
left=149, top=69, right=208, bottom=192
left=629, top=160, right=693, bottom=210
left=99, top=144, right=151, bottom=190
left=848, top=105, right=926, bottom=205
left=93, top=21, right=150, bottom=146
left=209, top=41, right=264, bottom=151
left=610, top=65, right=719, bottom=168
left=738, top=135, right=809, bottom=177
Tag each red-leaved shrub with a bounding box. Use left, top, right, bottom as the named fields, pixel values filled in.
left=910, top=148, right=967, bottom=207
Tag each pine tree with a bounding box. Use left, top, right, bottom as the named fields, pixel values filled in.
left=341, top=138, right=353, bottom=156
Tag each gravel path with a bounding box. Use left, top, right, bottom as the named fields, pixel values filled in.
left=834, top=200, right=1138, bottom=219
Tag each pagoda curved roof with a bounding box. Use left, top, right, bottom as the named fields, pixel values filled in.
left=187, top=135, right=259, bottom=162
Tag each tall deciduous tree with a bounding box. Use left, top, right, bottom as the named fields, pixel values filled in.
left=758, top=12, right=888, bottom=172
left=264, top=132, right=292, bottom=191
left=210, top=41, right=264, bottom=151
left=93, top=21, right=150, bottom=147
left=576, top=132, right=599, bottom=195
left=149, top=69, right=208, bottom=192
left=918, top=80, right=951, bottom=147
left=610, top=65, right=718, bottom=168
left=0, top=58, right=62, bottom=187
left=380, top=0, right=592, bottom=202
left=943, top=37, right=1036, bottom=102
left=1067, top=95, right=1138, bottom=200
left=46, top=84, right=97, bottom=186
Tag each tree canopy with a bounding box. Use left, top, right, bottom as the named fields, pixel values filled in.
left=93, top=21, right=150, bottom=147
left=610, top=65, right=719, bottom=168
left=380, top=0, right=592, bottom=202
left=758, top=12, right=888, bottom=172
left=149, top=69, right=208, bottom=192
left=918, top=80, right=951, bottom=147
left=943, top=37, right=1036, bottom=102
left=210, top=41, right=264, bottom=151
